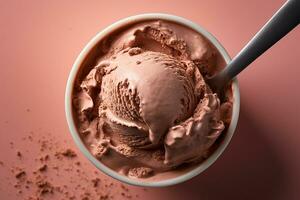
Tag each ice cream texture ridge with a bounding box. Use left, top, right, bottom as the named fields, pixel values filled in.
left=72, top=20, right=233, bottom=179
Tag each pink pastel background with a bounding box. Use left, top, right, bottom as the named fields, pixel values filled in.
left=1, top=0, right=300, bottom=199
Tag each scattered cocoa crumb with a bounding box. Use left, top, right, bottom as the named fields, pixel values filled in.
left=38, top=164, right=47, bottom=172
left=39, top=140, right=48, bottom=152
left=81, top=191, right=91, bottom=200
left=7, top=131, right=137, bottom=199
left=75, top=161, right=81, bottom=166
left=39, top=154, right=50, bottom=162
left=9, top=142, right=14, bottom=148
left=15, top=170, right=26, bottom=179
left=55, top=149, right=77, bottom=159
left=36, top=179, right=54, bottom=196
left=69, top=195, right=76, bottom=200
left=28, top=135, right=33, bottom=141
left=91, top=178, right=101, bottom=187
left=17, top=151, right=22, bottom=158
left=100, top=194, right=109, bottom=200
left=62, top=149, right=77, bottom=157
left=121, top=184, right=129, bottom=192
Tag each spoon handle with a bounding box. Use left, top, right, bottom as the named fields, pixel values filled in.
left=214, top=0, right=300, bottom=85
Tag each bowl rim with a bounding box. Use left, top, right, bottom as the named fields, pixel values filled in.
left=65, top=13, right=240, bottom=187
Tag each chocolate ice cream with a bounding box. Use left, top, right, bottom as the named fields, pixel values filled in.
left=72, top=20, right=233, bottom=179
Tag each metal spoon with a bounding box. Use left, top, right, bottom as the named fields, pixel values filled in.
left=208, top=0, right=300, bottom=92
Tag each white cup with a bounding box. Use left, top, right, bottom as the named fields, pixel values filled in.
left=65, top=13, right=240, bottom=187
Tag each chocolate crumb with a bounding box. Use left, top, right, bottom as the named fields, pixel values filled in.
left=56, top=149, right=77, bottom=158
left=17, top=151, right=22, bottom=158
left=91, top=178, right=100, bottom=187
left=9, top=142, right=14, bottom=148
left=15, top=170, right=26, bottom=179
left=38, top=164, right=47, bottom=172
left=39, top=140, right=48, bottom=152
left=36, top=179, right=54, bottom=196
left=75, top=161, right=81, bottom=166
left=81, top=191, right=91, bottom=200
left=121, top=184, right=129, bottom=192
left=100, top=194, right=109, bottom=200
left=69, top=196, right=76, bottom=200
left=39, top=154, right=50, bottom=162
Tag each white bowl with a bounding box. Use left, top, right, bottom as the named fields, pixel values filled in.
left=65, top=13, right=240, bottom=187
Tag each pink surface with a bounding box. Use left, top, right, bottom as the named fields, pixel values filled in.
left=0, top=0, right=299, bottom=199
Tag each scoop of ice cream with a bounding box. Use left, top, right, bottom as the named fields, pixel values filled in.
left=100, top=48, right=204, bottom=147
left=73, top=20, right=233, bottom=179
